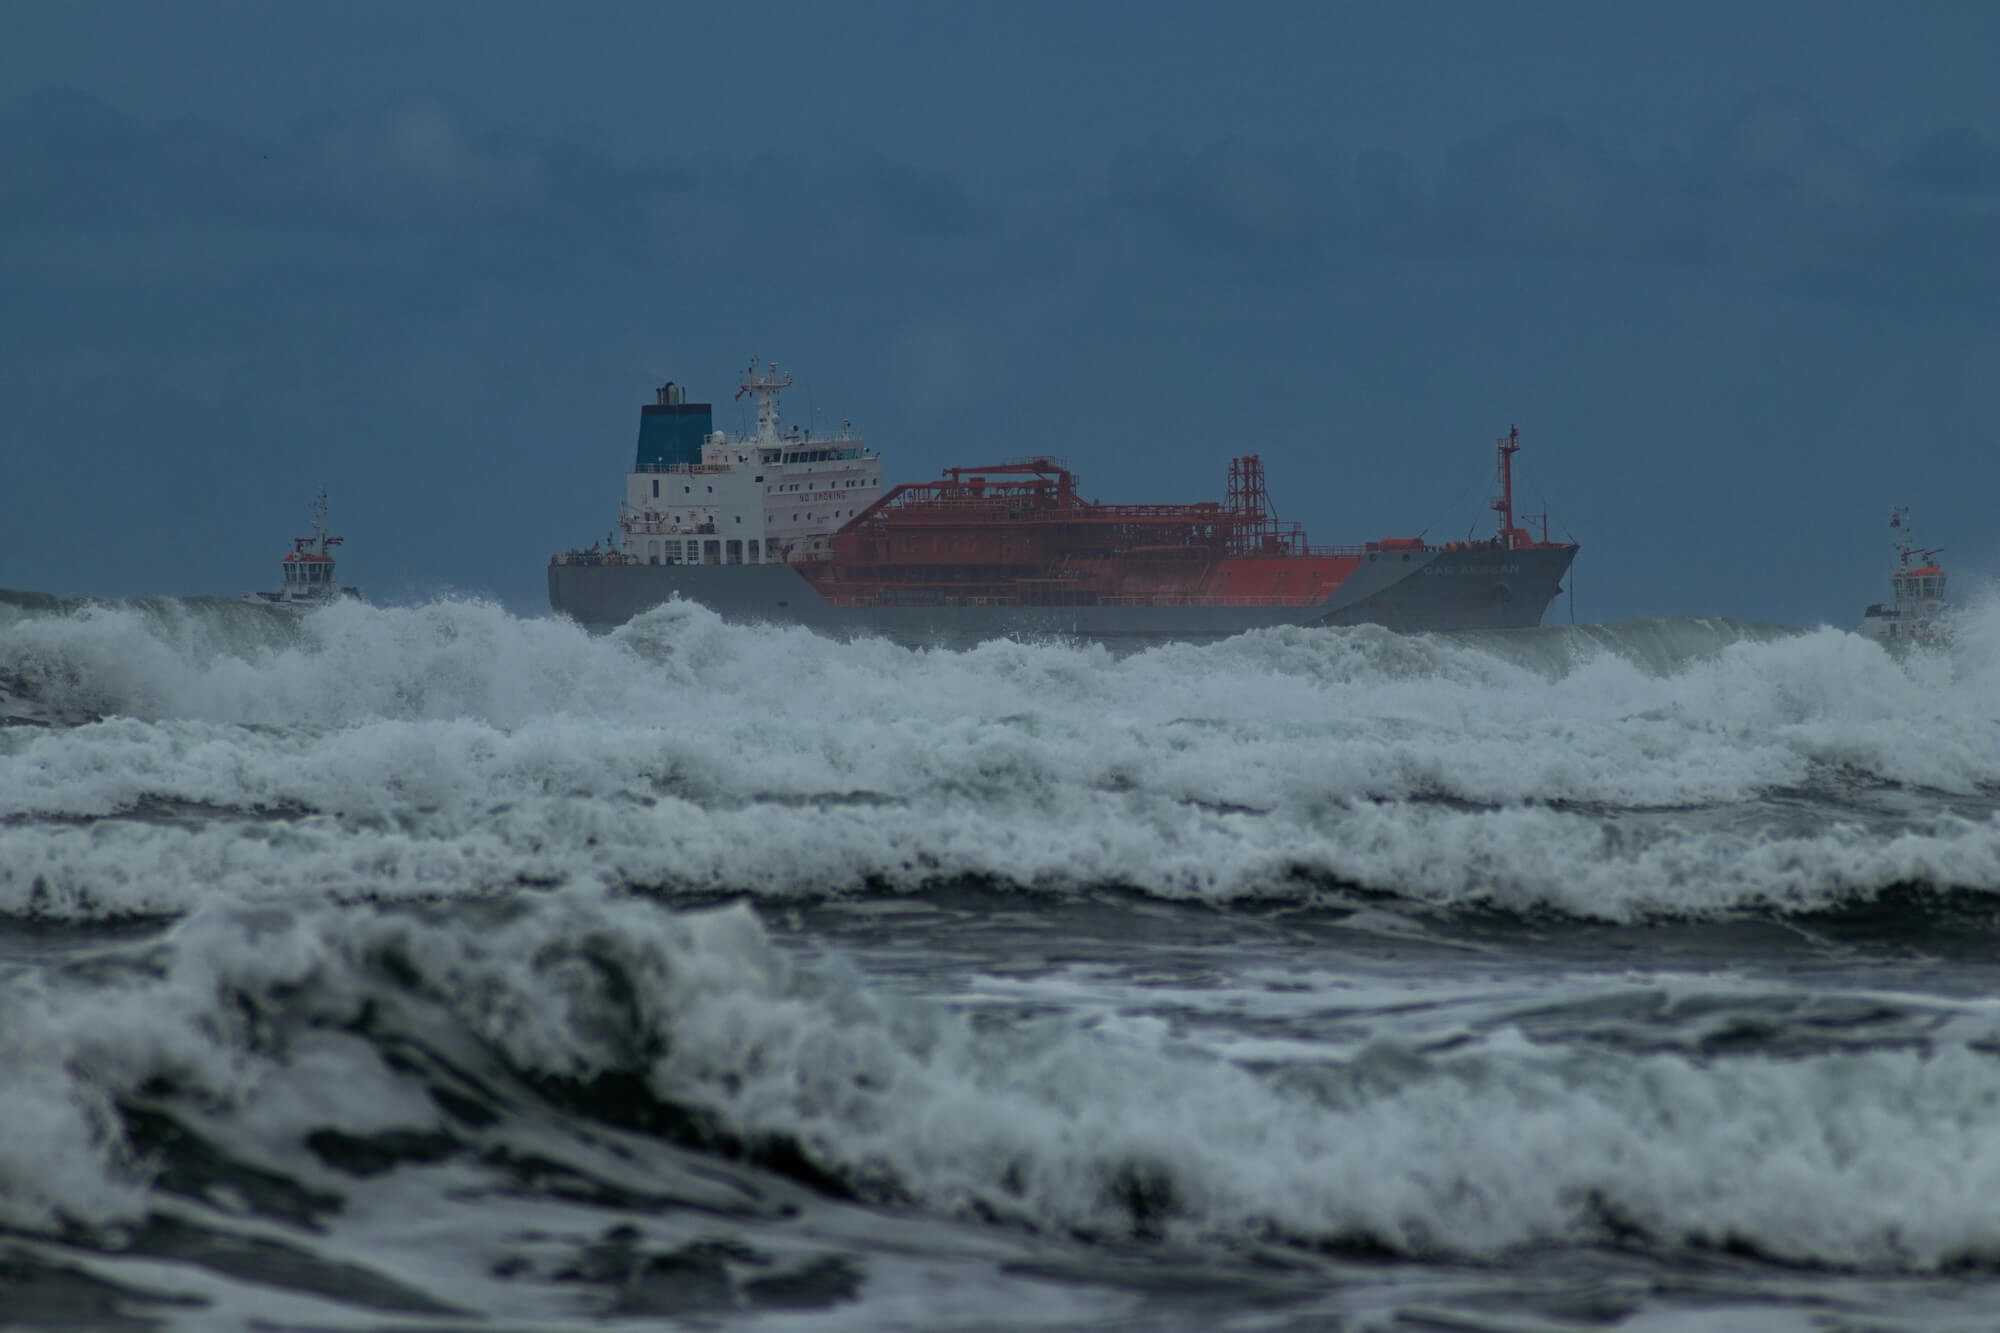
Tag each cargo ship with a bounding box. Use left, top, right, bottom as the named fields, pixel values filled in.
left=548, top=362, right=1579, bottom=643
left=1859, top=506, right=1950, bottom=647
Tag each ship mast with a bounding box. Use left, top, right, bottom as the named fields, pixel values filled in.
left=1891, top=505, right=1919, bottom=571
left=294, top=486, right=343, bottom=558
left=1225, top=455, right=1283, bottom=555
left=1492, top=426, right=1521, bottom=549
left=735, top=358, right=794, bottom=445
left=1888, top=505, right=1942, bottom=578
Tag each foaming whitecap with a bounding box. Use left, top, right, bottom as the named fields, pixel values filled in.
left=1, top=595, right=1996, bottom=921
left=14, top=894, right=2000, bottom=1272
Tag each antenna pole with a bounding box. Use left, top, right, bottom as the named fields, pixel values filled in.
left=1491, top=425, right=1520, bottom=549
left=736, top=359, right=794, bottom=445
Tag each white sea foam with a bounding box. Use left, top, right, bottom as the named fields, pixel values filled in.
left=2, top=595, right=1998, bottom=920
left=368, top=894, right=2000, bottom=1268
left=14, top=894, right=2000, bottom=1271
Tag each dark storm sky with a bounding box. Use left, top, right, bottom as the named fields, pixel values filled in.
left=3, top=1, right=1995, bottom=623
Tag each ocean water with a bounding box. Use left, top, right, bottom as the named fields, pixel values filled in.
left=4, top=589, right=2000, bottom=1331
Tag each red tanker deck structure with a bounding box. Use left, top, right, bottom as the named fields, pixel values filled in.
left=798, top=437, right=1567, bottom=618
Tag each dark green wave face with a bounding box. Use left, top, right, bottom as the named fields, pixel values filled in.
left=2, top=592, right=1998, bottom=1329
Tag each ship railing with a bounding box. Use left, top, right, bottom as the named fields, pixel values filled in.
left=1216, top=542, right=1370, bottom=558
left=864, top=498, right=1239, bottom=521
left=942, top=455, right=1070, bottom=473
left=867, top=499, right=1382, bottom=528
left=623, top=520, right=718, bottom=535
left=770, top=428, right=865, bottom=447
left=874, top=490, right=1047, bottom=506
left=550, top=551, right=632, bottom=567
left=775, top=445, right=870, bottom=463
left=632, top=446, right=867, bottom=470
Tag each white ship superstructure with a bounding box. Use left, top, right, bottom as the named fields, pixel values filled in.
left=615, top=361, right=881, bottom=568
left=1859, top=505, right=1950, bottom=647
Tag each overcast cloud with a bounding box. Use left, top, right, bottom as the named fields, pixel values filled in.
left=3, top=2, right=1994, bottom=623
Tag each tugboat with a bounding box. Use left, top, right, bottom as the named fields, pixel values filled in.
left=1859, top=506, right=1949, bottom=647
left=244, top=488, right=362, bottom=608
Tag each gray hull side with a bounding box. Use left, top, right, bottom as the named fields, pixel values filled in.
left=548, top=545, right=1575, bottom=643
left=1315, top=546, right=1577, bottom=633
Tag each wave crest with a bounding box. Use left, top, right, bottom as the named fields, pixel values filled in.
left=3, top=595, right=1998, bottom=922
left=14, top=894, right=2000, bottom=1271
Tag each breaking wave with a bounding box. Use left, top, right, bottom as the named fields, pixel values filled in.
left=3, top=590, right=1999, bottom=922
left=9, top=589, right=2000, bottom=1322
left=10, top=894, right=2000, bottom=1277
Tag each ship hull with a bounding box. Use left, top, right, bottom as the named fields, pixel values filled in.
left=549, top=545, right=1576, bottom=643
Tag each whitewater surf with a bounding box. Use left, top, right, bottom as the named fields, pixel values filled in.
left=4, top=588, right=2000, bottom=1329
